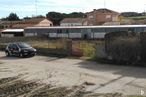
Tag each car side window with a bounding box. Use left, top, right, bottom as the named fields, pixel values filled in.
left=8, top=44, right=13, bottom=49
left=12, top=44, right=19, bottom=50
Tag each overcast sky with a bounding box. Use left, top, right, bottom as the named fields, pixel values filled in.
left=0, top=0, right=146, bottom=18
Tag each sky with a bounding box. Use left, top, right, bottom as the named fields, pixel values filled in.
left=0, top=0, right=146, bottom=18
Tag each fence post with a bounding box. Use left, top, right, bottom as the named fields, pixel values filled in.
left=66, top=39, right=72, bottom=56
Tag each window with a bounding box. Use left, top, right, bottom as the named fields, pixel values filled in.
left=18, top=43, right=31, bottom=48
left=62, top=29, right=68, bottom=33
left=106, top=15, right=111, bottom=19
left=69, top=29, right=81, bottom=33
left=12, top=44, right=19, bottom=50
left=57, top=29, right=62, bottom=33
left=8, top=44, right=13, bottom=49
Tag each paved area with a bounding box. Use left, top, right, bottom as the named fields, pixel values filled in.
left=0, top=51, right=146, bottom=95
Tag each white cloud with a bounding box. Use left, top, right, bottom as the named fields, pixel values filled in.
left=0, top=5, right=35, bottom=12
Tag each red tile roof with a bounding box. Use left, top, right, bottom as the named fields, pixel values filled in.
left=87, top=8, right=119, bottom=15
left=61, top=18, right=86, bottom=23
left=1, top=18, right=53, bottom=29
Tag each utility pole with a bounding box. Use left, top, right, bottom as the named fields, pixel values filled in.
left=35, top=0, right=37, bottom=16
left=145, top=4, right=146, bottom=16
left=143, top=4, right=146, bottom=16
left=104, top=0, right=106, bottom=8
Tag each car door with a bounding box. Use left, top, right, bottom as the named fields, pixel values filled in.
left=7, top=44, right=12, bottom=55
left=11, top=44, right=19, bottom=56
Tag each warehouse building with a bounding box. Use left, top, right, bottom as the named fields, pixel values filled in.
left=0, top=29, right=24, bottom=37
left=24, top=25, right=146, bottom=39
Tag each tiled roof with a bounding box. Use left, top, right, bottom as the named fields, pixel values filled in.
left=0, top=18, right=47, bottom=25
left=88, top=8, right=119, bottom=14
left=0, top=18, right=53, bottom=28
left=35, top=19, right=53, bottom=27
left=97, top=8, right=119, bottom=13
left=61, top=18, right=87, bottom=23
left=12, top=24, right=34, bottom=28
left=22, top=18, right=45, bottom=24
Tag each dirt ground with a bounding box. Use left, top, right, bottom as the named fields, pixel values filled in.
left=0, top=51, right=146, bottom=96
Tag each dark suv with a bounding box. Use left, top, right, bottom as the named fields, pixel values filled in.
left=5, top=42, right=37, bottom=57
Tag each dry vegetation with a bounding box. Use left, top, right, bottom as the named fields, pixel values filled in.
left=0, top=37, right=104, bottom=58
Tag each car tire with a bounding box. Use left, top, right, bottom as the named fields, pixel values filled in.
left=5, top=51, right=10, bottom=57
left=19, top=53, right=24, bottom=58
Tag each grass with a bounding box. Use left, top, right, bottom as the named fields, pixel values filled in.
left=31, top=39, right=102, bottom=59
left=72, top=40, right=104, bottom=57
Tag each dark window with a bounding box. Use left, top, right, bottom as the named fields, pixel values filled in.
left=17, top=43, right=31, bottom=48
left=69, top=29, right=81, bottom=33
left=12, top=44, right=19, bottom=50
left=57, top=29, right=62, bottom=33
left=62, top=29, right=68, bottom=33
left=8, top=44, right=13, bottom=49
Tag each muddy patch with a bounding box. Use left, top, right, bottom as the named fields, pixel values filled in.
left=0, top=76, right=140, bottom=97
left=0, top=76, right=85, bottom=97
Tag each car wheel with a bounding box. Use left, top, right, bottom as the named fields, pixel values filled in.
left=19, top=53, right=24, bottom=58
left=5, top=51, right=10, bottom=57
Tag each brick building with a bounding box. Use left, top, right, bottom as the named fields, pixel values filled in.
left=87, top=8, right=120, bottom=25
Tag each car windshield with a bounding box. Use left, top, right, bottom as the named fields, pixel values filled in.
left=18, top=43, right=31, bottom=48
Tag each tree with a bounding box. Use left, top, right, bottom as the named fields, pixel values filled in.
left=23, top=16, right=32, bottom=20
left=46, top=11, right=86, bottom=25
left=34, top=15, right=45, bottom=18
left=46, top=12, right=64, bottom=25
left=120, top=12, right=142, bottom=17
left=23, top=15, right=45, bottom=20
left=7, top=13, right=20, bottom=21
left=0, top=17, right=8, bottom=21
left=63, top=12, right=86, bottom=18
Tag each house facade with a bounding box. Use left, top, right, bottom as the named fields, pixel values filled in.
left=87, top=8, right=120, bottom=25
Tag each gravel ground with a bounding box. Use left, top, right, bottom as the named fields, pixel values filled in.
left=0, top=51, right=146, bottom=96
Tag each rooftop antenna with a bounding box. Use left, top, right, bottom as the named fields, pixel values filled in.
left=35, top=0, right=37, bottom=17
left=104, top=0, right=106, bottom=8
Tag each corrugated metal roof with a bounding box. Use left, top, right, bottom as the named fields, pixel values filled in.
left=2, top=29, right=24, bottom=32
left=25, top=25, right=146, bottom=29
